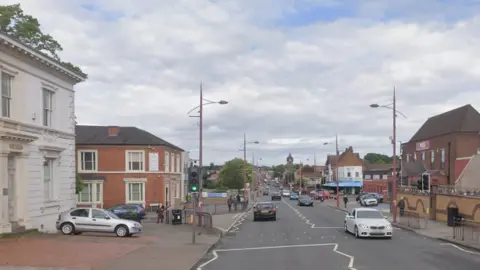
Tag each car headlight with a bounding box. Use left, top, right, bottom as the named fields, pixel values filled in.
left=386, top=225, right=392, bottom=229
left=357, top=224, right=369, bottom=229
left=134, top=223, right=141, bottom=228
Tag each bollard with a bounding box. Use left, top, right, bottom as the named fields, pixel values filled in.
left=190, top=214, right=194, bottom=224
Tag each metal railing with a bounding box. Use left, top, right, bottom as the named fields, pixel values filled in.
left=398, top=186, right=430, bottom=196
left=165, top=209, right=213, bottom=228
left=437, top=186, right=480, bottom=197
left=453, top=217, right=480, bottom=243
left=398, top=210, right=427, bottom=229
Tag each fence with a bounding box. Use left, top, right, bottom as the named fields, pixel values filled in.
left=453, top=217, right=480, bottom=244
left=165, top=209, right=213, bottom=228
left=398, top=210, right=427, bottom=229
left=437, top=186, right=480, bottom=197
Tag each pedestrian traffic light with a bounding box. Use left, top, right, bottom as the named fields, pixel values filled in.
left=422, top=173, right=430, bottom=191
left=189, top=165, right=199, bottom=192
left=417, top=179, right=423, bottom=190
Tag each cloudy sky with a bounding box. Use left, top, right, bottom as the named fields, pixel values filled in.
left=7, top=0, right=480, bottom=166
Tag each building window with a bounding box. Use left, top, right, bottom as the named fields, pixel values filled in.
left=165, top=152, right=170, bottom=172
left=373, top=174, right=380, bottom=180
left=78, top=150, right=97, bottom=172
left=382, top=174, right=388, bottom=180
left=430, top=150, right=435, bottom=169
left=347, top=172, right=351, bottom=177
left=365, top=174, right=371, bottom=180
left=176, top=154, right=181, bottom=173
left=126, top=151, right=145, bottom=172
left=124, top=178, right=147, bottom=204
left=43, top=159, right=54, bottom=201
left=171, top=154, right=175, bottom=173
left=414, top=152, right=417, bottom=161
left=1, top=72, right=12, bottom=118
left=355, top=172, right=359, bottom=178
left=441, top=148, right=446, bottom=169
left=77, top=181, right=103, bottom=204
left=42, top=88, right=53, bottom=127
left=421, top=151, right=426, bottom=161
left=406, top=154, right=410, bottom=162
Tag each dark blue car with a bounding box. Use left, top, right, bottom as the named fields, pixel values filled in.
left=108, top=203, right=146, bottom=219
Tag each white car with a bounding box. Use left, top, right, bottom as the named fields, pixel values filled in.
left=344, top=208, right=392, bottom=239
left=282, top=190, right=291, bottom=197
left=360, top=195, right=378, bottom=206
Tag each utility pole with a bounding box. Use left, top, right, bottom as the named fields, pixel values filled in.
left=198, top=83, right=203, bottom=210
left=392, top=87, right=398, bottom=223
left=243, top=133, right=247, bottom=200
left=336, top=134, right=340, bottom=207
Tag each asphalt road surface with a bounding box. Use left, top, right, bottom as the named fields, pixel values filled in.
left=197, top=192, right=480, bottom=270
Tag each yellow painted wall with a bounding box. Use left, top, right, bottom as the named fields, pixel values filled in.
left=397, top=192, right=430, bottom=218
left=436, top=194, right=480, bottom=223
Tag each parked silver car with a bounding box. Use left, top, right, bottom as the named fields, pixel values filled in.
left=56, top=208, right=142, bottom=237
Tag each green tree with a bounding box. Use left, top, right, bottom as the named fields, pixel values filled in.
left=364, top=153, right=400, bottom=164
left=272, top=164, right=285, bottom=178
left=0, top=4, right=86, bottom=76
left=217, top=158, right=253, bottom=190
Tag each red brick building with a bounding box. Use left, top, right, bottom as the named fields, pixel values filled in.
left=75, top=125, right=184, bottom=209
left=402, top=104, right=480, bottom=186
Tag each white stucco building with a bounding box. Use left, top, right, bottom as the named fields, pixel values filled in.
left=0, top=33, right=86, bottom=233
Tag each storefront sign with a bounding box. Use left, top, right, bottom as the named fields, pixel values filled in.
left=416, top=140, right=430, bottom=151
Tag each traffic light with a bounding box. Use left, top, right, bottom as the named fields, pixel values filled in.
left=417, top=179, right=423, bottom=190
left=189, top=165, right=199, bottom=192
left=422, top=173, right=430, bottom=191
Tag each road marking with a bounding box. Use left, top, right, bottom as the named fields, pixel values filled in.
left=440, top=243, right=480, bottom=255
left=232, top=213, right=240, bottom=219
left=226, top=202, right=257, bottom=233
left=197, top=243, right=357, bottom=270
left=282, top=199, right=344, bottom=229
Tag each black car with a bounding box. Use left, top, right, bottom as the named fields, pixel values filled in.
left=298, top=196, right=314, bottom=207
left=253, top=202, right=276, bottom=221
left=263, top=190, right=269, bottom=196
left=271, top=192, right=282, bottom=201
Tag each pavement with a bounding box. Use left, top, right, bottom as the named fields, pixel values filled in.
left=0, top=212, right=245, bottom=270
left=196, top=192, right=480, bottom=270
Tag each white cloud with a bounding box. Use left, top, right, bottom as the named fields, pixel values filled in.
left=6, top=0, right=480, bottom=165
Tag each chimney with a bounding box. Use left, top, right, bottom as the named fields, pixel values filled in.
left=108, top=126, right=120, bottom=136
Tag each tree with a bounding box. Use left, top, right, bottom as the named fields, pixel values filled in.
left=272, top=164, right=285, bottom=178
left=217, top=158, right=253, bottom=190
left=364, top=153, right=400, bottom=164
left=0, top=4, right=86, bottom=76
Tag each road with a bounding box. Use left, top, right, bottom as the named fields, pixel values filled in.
left=197, top=191, right=480, bottom=270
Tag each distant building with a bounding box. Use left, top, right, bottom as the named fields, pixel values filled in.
left=323, top=146, right=364, bottom=194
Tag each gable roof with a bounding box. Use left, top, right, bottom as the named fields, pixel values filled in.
left=337, top=146, right=362, bottom=164
left=409, top=104, right=480, bottom=142
left=325, top=155, right=339, bottom=166
left=76, top=125, right=183, bottom=151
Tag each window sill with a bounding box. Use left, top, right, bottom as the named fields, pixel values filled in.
left=126, top=170, right=146, bottom=173
left=78, top=170, right=98, bottom=173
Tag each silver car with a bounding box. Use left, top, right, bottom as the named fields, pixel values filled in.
left=56, top=207, right=142, bottom=237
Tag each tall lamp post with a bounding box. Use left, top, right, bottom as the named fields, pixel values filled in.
left=241, top=133, right=259, bottom=200
left=370, top=87, right=407, bottom=223
left=324, top=138, right=340, bottom=207
left=188, top=83, right=228, bottom=204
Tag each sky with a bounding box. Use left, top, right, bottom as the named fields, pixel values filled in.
left=4, top=0, right=480, bottom=166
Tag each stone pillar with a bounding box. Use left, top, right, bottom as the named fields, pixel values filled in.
left=16, top=154, right=29, bottom=228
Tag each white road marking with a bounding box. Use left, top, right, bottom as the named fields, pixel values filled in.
left=281, top=199, right=344, bottom=229
left=227, top=202, right=257, bottom=233
left=197, top=243, right=357, bottom=270
left=440, top=243, right=480, bottom=255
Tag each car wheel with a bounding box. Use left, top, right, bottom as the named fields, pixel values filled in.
left=344, top=222, right=348, bottom=232
left=386, top=236, right=392, bottom=240
left=272, top=216, right=276, bottom=221
left=354, top=226, right=360, bottom=238
left=115, top=225, right=129, bottom=237
left=60, top=222, right=75, bottom=235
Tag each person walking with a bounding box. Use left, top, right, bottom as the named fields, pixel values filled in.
left=398, top=197, right=405, bottom=217
left=343, top=195, right=349, bottom=209
left=227, top=196, right=232, bottom=212
left=156, top=204, right=164, bottom=224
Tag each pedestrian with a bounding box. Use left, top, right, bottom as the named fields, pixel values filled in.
left=343, top=195, right=348, bottom=209
left=398, top=197, right=405, bottom=217
left=160, top=205, right=166, bottom=223
left=227, top=196, right=232, bottom=212
left=156, top=204, right=164, bottom=224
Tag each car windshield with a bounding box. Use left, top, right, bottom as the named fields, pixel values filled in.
left=364, top=194, right=376, bottom=198
left=106, top=210, right=120, bottom=219
left=300, top=196, right=311, bottom=200
left=257, top=204, right=273, bottom=209
left=357, top=211, right=384, bottom=219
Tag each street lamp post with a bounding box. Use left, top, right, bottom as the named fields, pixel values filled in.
left=242, top=133, right=259, bottom=201
left=324, top=137, right=340, bottom=207
left=370, top=87, right=407, bottom=223
left=188, top=83, right=228, bottom=203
